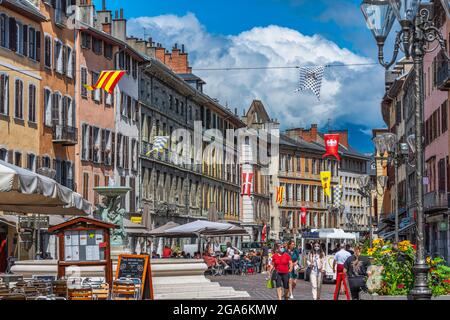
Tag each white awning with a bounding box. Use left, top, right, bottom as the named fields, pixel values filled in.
left=0, top=160, right=92, bottom=216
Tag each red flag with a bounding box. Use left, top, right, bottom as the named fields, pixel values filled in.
left=323, top=134, right=341, bottom=161
left=241, top=172, right=254, bottom=196
left=300, top=207, right=307, bottom=225
left=261, top=224, right=267, bottom=242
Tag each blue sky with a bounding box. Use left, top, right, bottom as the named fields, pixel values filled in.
left=95, top=0, right=393, bottom=153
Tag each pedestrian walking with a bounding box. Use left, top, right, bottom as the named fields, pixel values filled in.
left=333, top=243, right=351, bottom=295
left=270, top=243, right=293, bottom=300
left=307, top=242, right=325, bottom=300
left=344, top=245, right=369, bottom=300
left=287, top=240, right=300, bottom=299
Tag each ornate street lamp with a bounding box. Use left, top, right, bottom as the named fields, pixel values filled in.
left=361, top=0, right=450, bottom=300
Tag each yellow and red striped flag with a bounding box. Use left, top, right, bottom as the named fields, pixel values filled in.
left=276, top=186, right=285, bottom=205
left=84, top=70, right=125, bottom=94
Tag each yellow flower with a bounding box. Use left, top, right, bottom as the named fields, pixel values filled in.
left=367, top=248, right=376, bottom=256
left=380, top=249, right=392, bottom=255
left=373, top=239, right=384, bottom=248
left=426, top=257, right=431, bottom=265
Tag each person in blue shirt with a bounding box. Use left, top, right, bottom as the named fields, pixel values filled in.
left=287, top=240, right=300, bottom=299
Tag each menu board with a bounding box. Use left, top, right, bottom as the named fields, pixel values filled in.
left=116, top=254, right=153, bottom=300
left=64, top=230, right=106, bottom=262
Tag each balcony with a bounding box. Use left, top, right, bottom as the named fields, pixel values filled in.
left=52, top=125, right=78, bottom=146
left=424, top=191, right=449, bottom=214
left=437, top=54, right=450, bottom=91
left=280, top=200, right=327, bottom=210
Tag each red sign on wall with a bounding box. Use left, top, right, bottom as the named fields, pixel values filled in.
left=323, top=134, right=341, bottom=161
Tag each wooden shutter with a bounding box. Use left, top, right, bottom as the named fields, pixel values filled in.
left=101, top=129, right=106, bottom=164
left=89, top=125, right=93, bottom=161
left=35, top=31, right=40, bottom=62
left=111, top=131, right=115, bottom=168
left=7, top=150, right=13, bottom=164
left=23, top=25, right=28, bottom=57
left=9, top=17, right=16, bottom=52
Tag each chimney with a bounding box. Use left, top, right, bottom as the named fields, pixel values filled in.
left=112, top=8, right=127, bottom=41
left=181, top=44, right=185, bottom=53
left=102, top=0, right=106, bottom=10
left=310, top=124, right=318, bottom=142
left=235, top=108, right=238, bottom=116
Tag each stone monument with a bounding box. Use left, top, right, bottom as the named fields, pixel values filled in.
left=93, top=178, right=131, bottom=260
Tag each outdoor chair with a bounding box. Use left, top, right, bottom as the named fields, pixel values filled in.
left=52, top=280, right=68, bottom=299
left=231, top=259, right=241, bottom=275
left=92, top=283, right=110, bottom=300
left=111, top=278, right=140, bottom=300
left=0, top=293, right=26, bottom=300
left=68, top=286, right=94, bottom=300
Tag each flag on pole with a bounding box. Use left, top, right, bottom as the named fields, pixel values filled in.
left=300, top=207, right=307, bottom=225
left=146, top=136, right=170, bottom=156
left=320, top=171, right=332, bottom=197
left=276, top=186, right=285, bottom=205
left=333, top=185, right=343, bottom=207
left=323, top=134, right=341, bottom=161
left=84, top=70, right=126, bottom=94
left=296, top=66, right=325, bottom=101
left=241, top=172, right=254, bottom=196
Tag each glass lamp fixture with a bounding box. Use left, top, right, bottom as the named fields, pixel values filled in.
left=407, top=134, right=418, bottom=154
left=361, top=0, right=397, bottom=43
left=388, top=0, right=421, bottom=25
left=358, top=175, right=371, bottom=188
left=373, top=135, right=387, bottom=157
left=383, top=133, right=398, bottom=153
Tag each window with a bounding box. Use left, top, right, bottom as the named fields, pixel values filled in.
left=0, top=74, right=9, bottom=115
left=0, top=14, right=8, bottom=48
left=44, top=35, right=52, bottom=68
left=93, top=127, right=100, bottom=163
left=27, top=153, right=35, bottom=171
left=81, top=67, right=87, bottom=98
left=28, top=27, right=36, bottom=60
left=66, top=46, right=73, bottom=78
left=44, top=88, right=52, bottom=126
left=0, top=148, right=7, bottom=161
left=132, top=59, right=138, bottom=78
left=83, top=172, right=89, bottom=200
left=92, top=37, right=102, bottom=55
left=104, top=42, right=112, bottom=59
left=52, top=92, right=61, bottom=125
left=14, top=151, right=22, bottom=167
left=28, top=84, right=36, bottom=122
left=81, top=123, right=89, bottom=160
left=54, top=39, right=63, bottom=73
left=15, top=21, right=23, bottom=55
left=125, top=53, right=131, bottom=74
left=42, top=156, right=51, bottom=168
left=94, top=174, right=100, bottom=205
left=81, top=32, right=91, bottom=49
left=8, top=17, right=17, bottom=52
left=92, top=72, right=101, bottom=102
left=14, top=79, right=23, bottom=119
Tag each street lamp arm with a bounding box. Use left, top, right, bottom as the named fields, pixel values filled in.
left=378, top=30, right=403, bottom=70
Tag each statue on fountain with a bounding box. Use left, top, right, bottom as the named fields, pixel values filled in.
left=93, top=178, right=130, bottom=247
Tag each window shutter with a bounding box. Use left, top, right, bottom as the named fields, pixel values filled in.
left=101, top=129, right=106, bottom=164
left=9, top=17, right=16, bottom=52
left=111, top=131, right=115, bottom=168
left=23, top=25, right=28, bottom=57
left=7, top=150, right=13, bottom=164
left=89, top=125, right=93, bottom=161
left=36, top=31, right=41, bottom=62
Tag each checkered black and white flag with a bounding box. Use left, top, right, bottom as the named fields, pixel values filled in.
left=296, top=66, right=325, bottom=101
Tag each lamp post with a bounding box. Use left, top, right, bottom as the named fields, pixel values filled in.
left=360, top=0, right=450, bottom=300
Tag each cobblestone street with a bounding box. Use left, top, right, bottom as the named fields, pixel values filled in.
left=207, top=273, right=337, bottom=300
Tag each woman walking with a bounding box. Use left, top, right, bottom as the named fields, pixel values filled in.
left=287, top=240, right=300, bottom=299
left=270, top=243, right=293, bottom=300
left=344, top=245, right=369, bottom=300
left=307, top=242, right=325, bottom=300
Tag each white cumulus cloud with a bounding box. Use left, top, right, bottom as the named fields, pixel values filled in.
left=127, top=13, right=385, bottom=130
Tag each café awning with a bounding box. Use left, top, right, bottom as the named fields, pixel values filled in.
left=161, top=220, right=248, bottom=238
left=147, top=221, right=180, bottom=237
left=0, top=160, right=92, bottom=216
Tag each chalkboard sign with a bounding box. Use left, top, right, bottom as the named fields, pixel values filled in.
left=116, top=254, right=154, bottom=300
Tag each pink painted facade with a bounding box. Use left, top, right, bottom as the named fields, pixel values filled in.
left=74, top=27, right=117, bottom=205
left=424, top=20, right=449, bottom=195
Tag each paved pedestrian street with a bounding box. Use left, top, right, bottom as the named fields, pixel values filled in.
left=207, top=273, right=337, bottom=300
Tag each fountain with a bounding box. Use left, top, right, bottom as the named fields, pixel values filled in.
left=93, top=178, right=131, bottom=260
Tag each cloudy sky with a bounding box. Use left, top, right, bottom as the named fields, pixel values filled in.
left=95, top=0, right=398, bottom=153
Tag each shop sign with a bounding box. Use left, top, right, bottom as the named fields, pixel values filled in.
left=426, top=214, right=444, bottom=224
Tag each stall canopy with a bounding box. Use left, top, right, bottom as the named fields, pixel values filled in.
left=161, top=220, right=248, bottom=237
left=0, top=160, right=92, bottom=216
left=147, top=221, right=180, bottom=237
left=312, top=228, right=357, bottom=240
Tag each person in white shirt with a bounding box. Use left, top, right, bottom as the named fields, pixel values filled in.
left=307, top=242, right=326, bottom=300
left=333, top=245, right=352, bottom=273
